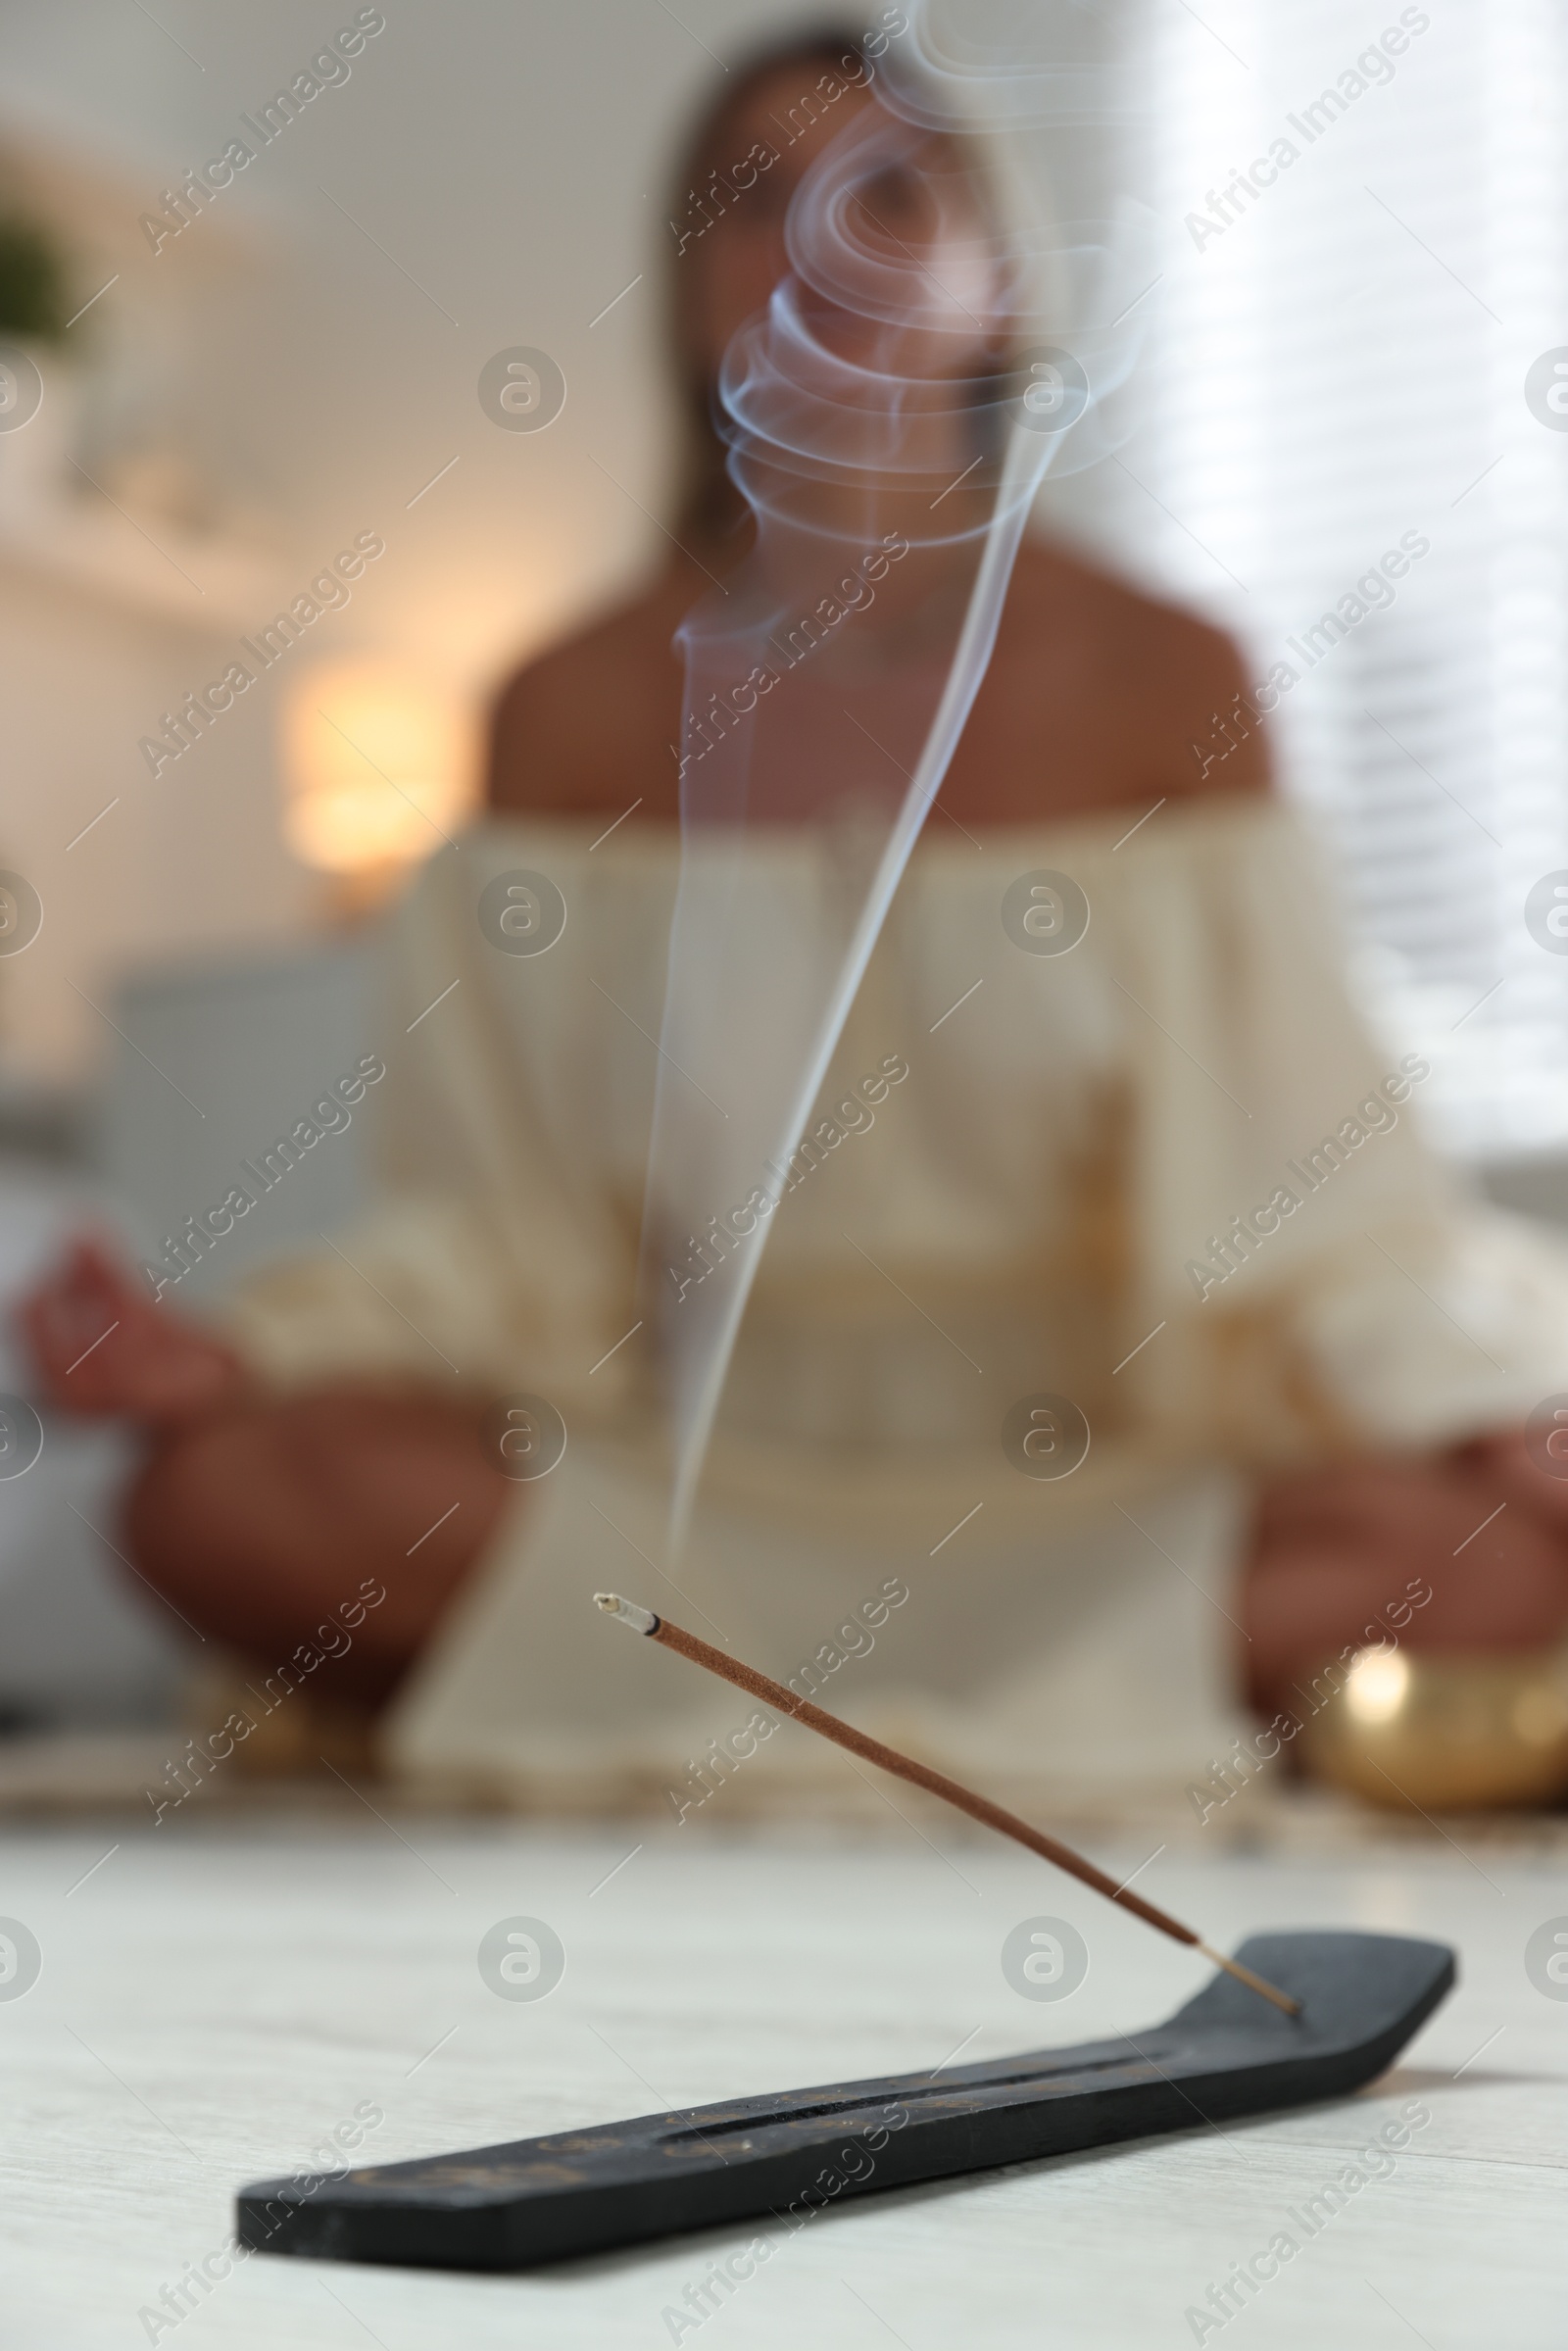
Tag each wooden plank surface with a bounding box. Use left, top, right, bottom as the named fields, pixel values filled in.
left=0, top=1816, right=1561, bottom=2348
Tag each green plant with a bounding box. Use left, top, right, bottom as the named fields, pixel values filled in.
left=0, top=215, right=69, bottom=341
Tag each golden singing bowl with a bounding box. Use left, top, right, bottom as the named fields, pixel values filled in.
left=185, top=1655, right=378, bottom=1781
left=1297, top=1644, right=1568, bottom=1811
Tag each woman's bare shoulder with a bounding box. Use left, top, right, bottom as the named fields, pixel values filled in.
left=1004, top=533, right=1238, bottom=652
left=1000, top=536, right=1271, bottom=805
left=487, top=567, right=692, bottom=817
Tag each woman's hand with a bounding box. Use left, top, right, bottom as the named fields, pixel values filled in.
left=1244, top=1440, right=1568, bottom=1714
left=21, top=1238, right=505, bottom=1700
left=20, top=1235, right=247, bottom=1428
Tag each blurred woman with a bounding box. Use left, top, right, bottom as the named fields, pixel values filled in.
left=23, top=28, right=1568, bottom=1803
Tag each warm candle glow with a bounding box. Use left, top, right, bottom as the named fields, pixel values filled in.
left=282, top=661, right=476, bottom=885
left=1343, top=1648, right=1411, bottom=1726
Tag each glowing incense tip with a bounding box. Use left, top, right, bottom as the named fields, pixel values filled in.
left=595, top=1592, right=659, bottom=1635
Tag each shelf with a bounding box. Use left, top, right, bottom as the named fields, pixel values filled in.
left=0, top=491, right=284, bottom=632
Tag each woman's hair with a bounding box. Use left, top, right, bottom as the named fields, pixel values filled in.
left=663, top=25, right=870, bottom=547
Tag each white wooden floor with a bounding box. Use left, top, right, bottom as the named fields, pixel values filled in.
left=0, top=1813, right=1561, bottom=2349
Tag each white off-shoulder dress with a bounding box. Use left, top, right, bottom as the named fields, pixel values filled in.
left=222, top=798, right=1568, bottom=1810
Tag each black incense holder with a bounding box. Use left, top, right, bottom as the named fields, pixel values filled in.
left=237, top=1930, right=1452, bottom=2273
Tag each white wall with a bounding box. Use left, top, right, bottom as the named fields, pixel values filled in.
left=0, top=0, right=842, bottom=1079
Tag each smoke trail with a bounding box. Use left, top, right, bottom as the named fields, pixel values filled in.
left=642, top=0, right=1151, bottom=1542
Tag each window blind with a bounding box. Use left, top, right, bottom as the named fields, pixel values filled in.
left=1064, top=0, right=1568, bottom=1157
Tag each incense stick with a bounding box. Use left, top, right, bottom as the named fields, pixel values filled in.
left=595, top=1593, right=1300, bottom=2018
